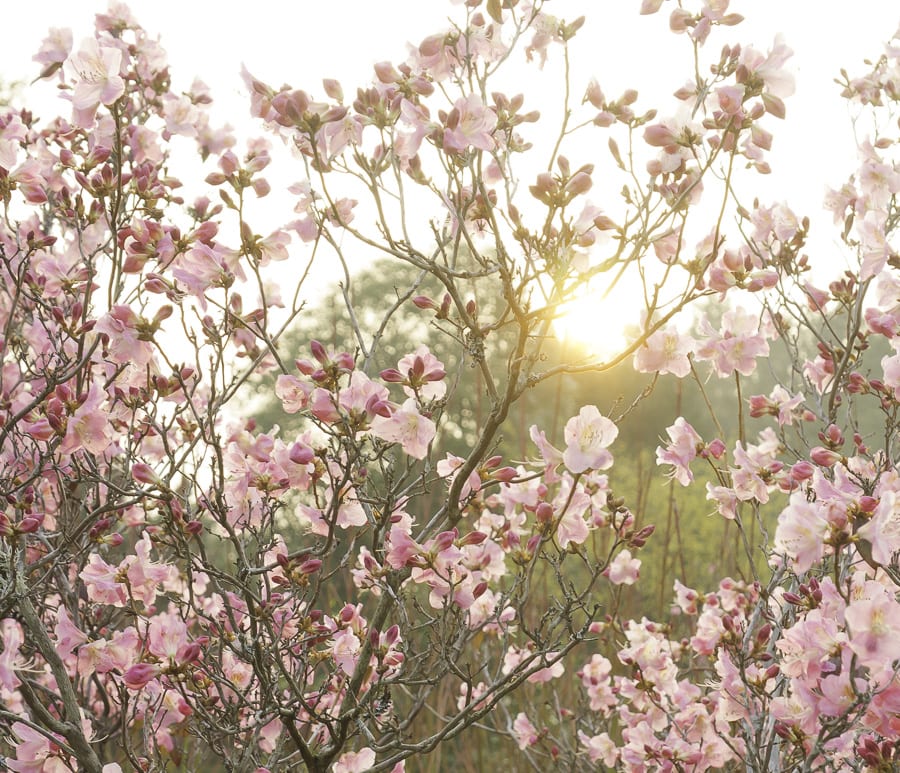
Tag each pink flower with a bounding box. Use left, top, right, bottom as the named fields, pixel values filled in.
left=370, top=399, right=436, bottom=459
left=162, top=94, right=200, bottom=137
left=331, top=629, right=361, bottom=675
left=606, top=549, right=641, bottom=585
left=436, top=453, right=481, bottom=498
left=78, top=626, right=140, bottom=676
left=387, top=345, right=447, bottom=400
left=122, top=532, right=177, bottom=607
left=512, top=712, right=539, bottom=749
left=773, top=493, right=827, bottom=572
left=656, top=418, right=702, bottom=485
left=60, top=383, right=113, bottom=456
left=882, top=343, right=900, bottom=398
left=503, top=646, right=565, bottom=682
left=856, top=491, right=900, bottom=566
left=556, top=492, right=591, bottom=548
left=562, top=405, right=618, bottom=474
left=529, top=425, right=564, bottom=482
left=7, top=722, right=55, bottom=773
left=333, top=747, right=376, bottom=773
left=172, top=243, right=238, bottom=301
left=696, top=306, right=770, bottom=377
left=634, top=325, right=695, bottom=377
left=54, top=607, right=87, bottom=660
left=33, top=27, right=73, bottom=72
left=148, top=612, right=192, bottom=662
left=67, top=38, right=126, bottom=123
left=275, top=374, right=312, bottom=413
left=81, top=552, right=126, bottom=605
left=95, top=305, right=156, bottom=366
left=739, top=35, right=795, bottom=101
left=0, top=618, right=23, bottom=691
left=386, top=524, right=423, bottom=569
left=442, top=94, right=497, bottom=153
left=845, top=584, right=900, bottom=672
left=578, top=730, right=618, bottom=766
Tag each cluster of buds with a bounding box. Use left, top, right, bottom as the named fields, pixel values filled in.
left=781, top=577, right=823, bottom=609
left=297, top=340, right=355, bottom=389
left=273, top=552, right=324, bottom=586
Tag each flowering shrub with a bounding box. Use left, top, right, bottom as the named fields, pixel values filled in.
left=1, top=0, right=899, bottom=771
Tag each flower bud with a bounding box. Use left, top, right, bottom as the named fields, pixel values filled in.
left=123, top=663, right=160, bottom=690
left=810, top=446, right=841, bottom=467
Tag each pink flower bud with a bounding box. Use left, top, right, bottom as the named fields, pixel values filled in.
left=289, top=443, right=314, bottom=465
left=335, top=352, right=355, bottom=371
left=644, top=123, right=675, bottom=147
left=492, top=466, right=518, bottom=482
left=310, top=340, right=328, bottom=364
left=17, top=516, right=43, bottom=534
left=374, top=61, right=401, bottom=83
left=458, top=530, right=487, bottom=546
left=565, top=170, right=593, bottom=197
left=789, top=461, right=815, bottom=481
left=858, top=496, right=878, bottom=514
left=123, top=663, right=160, bottom=690
left=706, top=438, right=726, bottom=458
left=322, top=78, right=343, bottom=101
left=180, top=642, right=202, bottom=664
left=535, top=502, right=554, bottom=525
left=299, top=558, right=322, bottom=575
left=529, top=172, right=556, bottom=201
left=132, top=463, right=161, bottom=486
left=822, top=423, right=843, bottom=445
left=380, top=368, right=405, bottom=383
left=748, top=394, right=771, bottom=418
left=412, top=295, right=437, bottom=311
left=585, top=79, right=604, bottom=109
left=773, top=722, right=792, bottom=740
left=433, top=530, right=457, bottom=553
left=478, top=455, right=499, bottom=470
left=384, top=624, right=400, bottom=646
left=810, top=446, right=841, bottom=467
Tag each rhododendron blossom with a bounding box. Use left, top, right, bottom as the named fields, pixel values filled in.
left=562, top=405, right=617, bottom=473
left=3, top=1, right=900, bottom=771
left=633, top=325, right=695, bottom=377
left=67, top=38, right=125, bottom=121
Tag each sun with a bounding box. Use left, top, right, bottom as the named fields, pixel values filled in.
left=551, top=281, right=641, bottom=358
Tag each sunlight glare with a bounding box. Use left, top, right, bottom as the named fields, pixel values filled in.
left=552, top=282, right=640, bottom=358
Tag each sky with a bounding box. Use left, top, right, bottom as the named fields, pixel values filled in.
left=4, top=0, right=900, bottom=349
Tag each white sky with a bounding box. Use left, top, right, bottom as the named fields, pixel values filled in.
left=4, top=1, right=900, bottom=346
